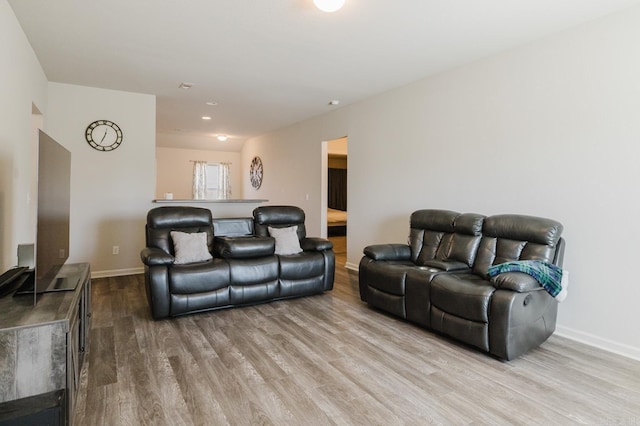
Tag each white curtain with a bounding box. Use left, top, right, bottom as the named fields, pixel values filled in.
left=192, top=161, right=207, bottom=199
left=219, top=162, right=231, bottom=199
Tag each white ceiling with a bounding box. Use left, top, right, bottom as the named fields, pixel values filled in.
left=9, top=0, right=640, bottom=152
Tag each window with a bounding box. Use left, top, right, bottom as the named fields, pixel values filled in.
left=205, top=163, right=220, bottom=199
left=193, top=161, right=231, bottom=200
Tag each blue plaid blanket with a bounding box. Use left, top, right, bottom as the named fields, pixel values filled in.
left=487, top=260, right=568, bottom=302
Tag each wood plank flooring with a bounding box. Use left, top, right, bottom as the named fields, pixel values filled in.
left=75, top=250, right=640, bottom=425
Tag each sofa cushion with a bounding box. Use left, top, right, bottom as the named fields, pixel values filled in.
left=444, top=233, right=482, bottom=266
left=483, top=214, right=563, bottom=247
left=254, top=206, right=307, bottom=240
left=414, top=230, right=447, bottom=265
left=279, top=251, right=325, bottom=279
left=146, top=206, right=213, bottom=255
left=472, top=214, right=563, bottom=277
left=170, top=231, right=213, bottom=264
left=227, top=256, right=279, bottom=286
left=409, top=209, right=458, bottom=263
left=169, top=259, right=230, bottom=294
left=410, top=210, right=485, bottom=268
left=431, top=273, right=496, bottom=323
left=269, top=225, right=303, bottom=255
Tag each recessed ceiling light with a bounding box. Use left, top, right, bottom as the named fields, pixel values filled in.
left=314, top=0, right=345, bottom=13
left=206, top=101, right=218, bottom=106
left=202, top=116, right=212, bottom=120
left=216, top=135, right=228, bottom=142
left=329, top=100, right=340, bottom=106
left=178, top=82, right=193, bottom=89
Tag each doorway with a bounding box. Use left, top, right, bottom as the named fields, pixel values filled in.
left=324, top=137, right=347, bottom=263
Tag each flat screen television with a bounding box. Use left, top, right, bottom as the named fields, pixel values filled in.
left=32, top=130, right=75, bottom=297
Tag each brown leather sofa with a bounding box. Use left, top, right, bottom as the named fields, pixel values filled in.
left=359, top=209, right=565, bottom=360
left=140, top=205, right=334, bottom=319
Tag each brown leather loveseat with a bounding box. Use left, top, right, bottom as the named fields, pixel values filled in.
left=359, top=209, right=565, bottom=360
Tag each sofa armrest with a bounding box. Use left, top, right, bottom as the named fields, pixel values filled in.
left=214, top=236, right=275, bottom=259
left=363, top=244, right=411, bottom=261
left=140, top=247, right=174, bottom=266
left=421, top=260, right=469, bottom=272
left=490, top=272, right=542, bottom=293
left=144, top=264, right=171, bottom=319
left=301, top=237, right=333, bottom=251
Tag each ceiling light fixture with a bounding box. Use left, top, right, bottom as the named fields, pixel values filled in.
left=178, top=82, right=193, bottom=89
left=216, top=135, right=228, bottom=142
left=202, top=116, right=212, bottom=120
left=329, top=100, right=340, bottom=106
left=313, top=0, right=345, bottom=12
left=205, top=101, right=218, bottom=106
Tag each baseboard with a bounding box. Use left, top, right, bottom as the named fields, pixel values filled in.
left=91, top=267, right=144, bottom=279
left=345, top=262, right=359, bottom=271
left=554, top=325, right=640, bottom=362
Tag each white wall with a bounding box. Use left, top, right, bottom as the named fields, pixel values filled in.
left=0, top=1, right=48, bottom=271
left=156, top=147, right=242, bottom=200
left=242, top=113, right=349, bottom=237
left=243, top=6, right=640, bottom=359
left=46, top=83, right=156, bottom=276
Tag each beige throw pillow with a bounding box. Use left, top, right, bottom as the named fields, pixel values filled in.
left=170, top=231, right=212, bottom=264
left=268, top=225, right=303, bottom=255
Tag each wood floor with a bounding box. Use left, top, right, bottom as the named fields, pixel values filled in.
left=75, top=249, right=640, bottom=425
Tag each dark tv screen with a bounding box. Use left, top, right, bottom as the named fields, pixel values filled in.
left=35, top=130, right=72, bottom=295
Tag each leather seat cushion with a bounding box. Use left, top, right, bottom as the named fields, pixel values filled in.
left=169, top=259, right=230, bottom=294
left=279, top=252, right=324, bottom=279
left=227, top=256, right=279, bottom=285
left=431, top=273, right=496, bottom=322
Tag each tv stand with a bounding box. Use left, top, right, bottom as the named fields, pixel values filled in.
left=0, top=263, right=91, bottom=426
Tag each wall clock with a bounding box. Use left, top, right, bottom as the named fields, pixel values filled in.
left=250, top=156, right=263, bottom=189
left=85, top=120, right=123, bottom=151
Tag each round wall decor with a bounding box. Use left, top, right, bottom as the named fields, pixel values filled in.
left=250, top=156, right=263, bottom=189
left=85, top=120, right=123, bottom=151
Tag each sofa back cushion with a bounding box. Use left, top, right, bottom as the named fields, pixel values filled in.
left=441, top=213, right=485, bottom=266
left=472, top=214, right=564, bottom=277
left=146, top=206, right=213, bottom=255
left=410, top=210, right=456, bottom=263
left=409, top=210, right=485, bottom=267
left=253, top=206, right=307, bottom=240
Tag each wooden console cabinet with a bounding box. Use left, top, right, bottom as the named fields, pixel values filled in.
left=0, top=263, right=91, bottom=425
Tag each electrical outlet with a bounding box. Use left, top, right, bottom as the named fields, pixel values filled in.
left=112, top=245, right=119, bottom=255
